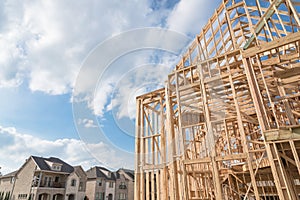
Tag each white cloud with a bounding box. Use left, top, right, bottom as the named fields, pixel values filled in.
left=91, top=78, right=115, bottom=117
left=0, top=0, right=172, bottom=94
left=88, top=47, right=183, bottom=121
left=73, top=0, right=220, bottom=120
left=0, top=125, right=134, bottom=175
left=0, top=0, right=218, bottom=93
left=0, top=0, right=219, bottom=119
left=107, top=63, right=171, bottom=120
left=167, top=0, right=219, bottom=35
left=0, top=1, right=221, bottom=174
left=78, top=118, right=98, bottom=128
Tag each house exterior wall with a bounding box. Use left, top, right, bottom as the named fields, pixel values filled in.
left=104, top=181, right=114, bottom=200
left=32, top=186, right=65, bottom=200
left=86, top=179, right=97, bottom=200
left=115, top=176, right=128, bottom=200
left=75, top=167, right=87, bottom=200
left=31, top=170, right=68, bottom=200
left=115, top=171, right=134, bottom=200
left=77, top=191, right=86, bottom=200
left=34, top=171, right=68, bottom=188
left=86, top=168, right=134, bottom=200
left=0, top=176, right=14, bottom=194
left=12, top=159, right=36, bottom=200
left=86, top=178, right=107, bottom=200
left=126, top=180, right=134, bottom=200
left=65, top=172, right=79, bottom=199
left=1, top=157, right=89, bottom=200
left=64, top=167, right=87, bottom=200
left=2, top=159, right=134, bottom=200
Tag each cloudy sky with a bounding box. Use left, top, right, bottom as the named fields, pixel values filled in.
left=0, top=0, right=221, bottom=175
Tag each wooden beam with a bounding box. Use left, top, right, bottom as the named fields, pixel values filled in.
left=243, top=0, right=284, bottom=50
left=135, top=0, right=300, bottom=199
left=243, top=31, right=300, bottom=57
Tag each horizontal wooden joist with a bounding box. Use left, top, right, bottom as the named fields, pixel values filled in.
left=136, top=87, right=165, bottom=100
left=243, top=31, right=300, bottom=57
left=273, top=66, right=300, bottom=79
left=142, top=163, right=166, bottom=170
left=183, top=153, right=247, bottom=165
left=264, top=126, right=300, bottom=141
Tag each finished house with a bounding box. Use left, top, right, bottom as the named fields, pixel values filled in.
left=85, top=167, right=134, bottom=200
left=114, top=169, right=134, bottom=200
left=0, top=157, right=134, bottom=200
left=0, top=156, right=87, bottom=200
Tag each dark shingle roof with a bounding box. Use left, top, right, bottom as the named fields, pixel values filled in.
left=86, top=166, right=116, bottom=180
left=119, top=168, right=134, bottom=180
left=114, top=171, right=120, bottom=179
left=31, top=156, right=74, bottom=173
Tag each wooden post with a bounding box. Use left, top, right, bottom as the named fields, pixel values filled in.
left=134, top=1, right=300, bottom=199
left=135, top=99, right=142, bottom=200
left=198, top=64, right=222, bottom=200
left=165, top=84, right=180, bottom=200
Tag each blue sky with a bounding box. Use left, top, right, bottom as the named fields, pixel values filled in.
left=0, top=0, right=221, bottom=175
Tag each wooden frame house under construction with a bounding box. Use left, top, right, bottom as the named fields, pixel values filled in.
left=134, top=0, right=300, bottom=199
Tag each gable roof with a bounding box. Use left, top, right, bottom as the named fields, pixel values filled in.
left=73, top=166, right=87, bottom=179
left=118, top=168, right=134, bottom=180
left=86, top=166, right=116, bottom=180
left=1, top=170, right=18, bottom=178
left=31, top=156, right=74, bottom=173
left=86, top=167, right=135, bottom=181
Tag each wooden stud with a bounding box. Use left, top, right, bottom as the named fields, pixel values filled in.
left=135, top=1, right=300, bottom=199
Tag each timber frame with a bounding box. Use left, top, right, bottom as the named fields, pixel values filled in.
left=135, top=0, right=300, bottom=199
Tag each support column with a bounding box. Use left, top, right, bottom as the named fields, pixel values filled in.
left=198, top=65, right=222, bottom=200
left=135, top=99, right=142, bottom=200
left=165, top=85, right=180, bottom=200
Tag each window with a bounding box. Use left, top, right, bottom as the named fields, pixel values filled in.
left=95, top=192, right=104, bottom=200
left=99, top=193, right=104, bottom=200
left=18, top=194, right=28, bottom=199
left=119, top=182, right=126, bottom=189
left=79, top=182, right=84, bottom=191
left=118, top=193, right=126, bottom=200
left=28, top=194, right=34, bottom=200
left=44, top=176, right=52, bottom=187
left=48, top=177, right=52, bottom=187
left=55, top=176, right=59, bottom=182
left=98, top=179, right=102, bottom=186
left=109, top=182, right=114, bottom=188
left=51, top=165, right=61, bottom=171
left=71, top=179, right=76, bottom=186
